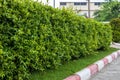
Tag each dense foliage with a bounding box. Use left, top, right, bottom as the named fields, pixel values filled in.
left=94, top=0, right=120, bottom=21
left=110, top=18, right=120, bottom=42
left=0, top=0, right=112, bottom=80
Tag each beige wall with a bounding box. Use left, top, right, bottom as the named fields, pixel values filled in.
left=60, top=2, right=102, bottom=18
left=90, top=2, right=101, bottom=10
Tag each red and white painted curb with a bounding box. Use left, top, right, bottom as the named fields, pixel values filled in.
left=64, top=50, right=120, bottom=80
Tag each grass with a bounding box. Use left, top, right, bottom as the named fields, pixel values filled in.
left=30, top=48, right=118, bottom=80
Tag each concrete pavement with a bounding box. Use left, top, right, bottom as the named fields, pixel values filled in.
left=89, top=56, right=120, bottom=80
left=110, top=42, right=120, bottom=49
left=64, top=51, right=120, bottom=80
left=64, top=42, right=120, bottom=80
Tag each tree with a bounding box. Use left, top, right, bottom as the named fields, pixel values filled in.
left=111, top=3, right=120, bottom=18
left=94, top=0, right=120, bottom=21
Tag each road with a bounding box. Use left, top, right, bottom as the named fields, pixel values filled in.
left=89, top=56, right=120, bottom=80
left=110, top=42, right=120, bottom=49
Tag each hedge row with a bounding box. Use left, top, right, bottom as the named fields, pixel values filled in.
left=0, top=0, right=112, bottom=80
left=110, top=18, right=120, bottom=42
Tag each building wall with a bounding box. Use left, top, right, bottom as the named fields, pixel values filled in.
left=59, top=1, right=104, bottom=18
left=35, top=0, right=54, bottom=7
left=36, top=0, right=112, bottom=18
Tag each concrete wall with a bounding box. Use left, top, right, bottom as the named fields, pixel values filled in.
left=35, top=0, right=120, bottom=18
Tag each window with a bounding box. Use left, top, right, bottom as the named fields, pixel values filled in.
left=94, top=2, right=101, bottom=6
left=60, top=2, right=66, bottom=6
left=74, top=2, right=81, bottom=5
left=74, top=2, right=87, bottom=6
left=81, top=2, right=87, bottom=5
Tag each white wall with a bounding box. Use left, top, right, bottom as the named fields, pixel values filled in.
left=36, top=0, right=107, bottom=8
left=34, top=0, right=59, bottom=8
left=35, top=0, right=120, bottom=18
left=59, top=0, right=105, bottom=2
left=36, top=0, right=120, bottom=8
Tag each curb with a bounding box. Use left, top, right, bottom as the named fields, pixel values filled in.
left=64, top=50, right=120, bottom=80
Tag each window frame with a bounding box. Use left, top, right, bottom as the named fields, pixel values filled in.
left=74, top=2, right=87, bottom=6
left=60, top=2, right=66, bottom=6
left=94, top=2, right=101, bottom=6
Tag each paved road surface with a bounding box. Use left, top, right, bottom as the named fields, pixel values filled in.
left=89, top=56, right=120, bottom=80
left=110, top=42, right=120, bottom=49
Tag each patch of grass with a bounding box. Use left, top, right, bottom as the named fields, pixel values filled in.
left=30, top=48, right=118, bottom=80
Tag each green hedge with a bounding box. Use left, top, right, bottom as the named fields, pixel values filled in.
left=110, top=18, right=120, bottom=42
left=0, top=0, right=112, bottom=80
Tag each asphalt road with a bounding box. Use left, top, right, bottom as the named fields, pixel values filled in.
left=89, top=56, right=120, bottom=80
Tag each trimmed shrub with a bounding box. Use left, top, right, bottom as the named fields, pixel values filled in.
left=0, top=0, right=112, bottom=80
left=110, top=18, right=120, bottom=42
